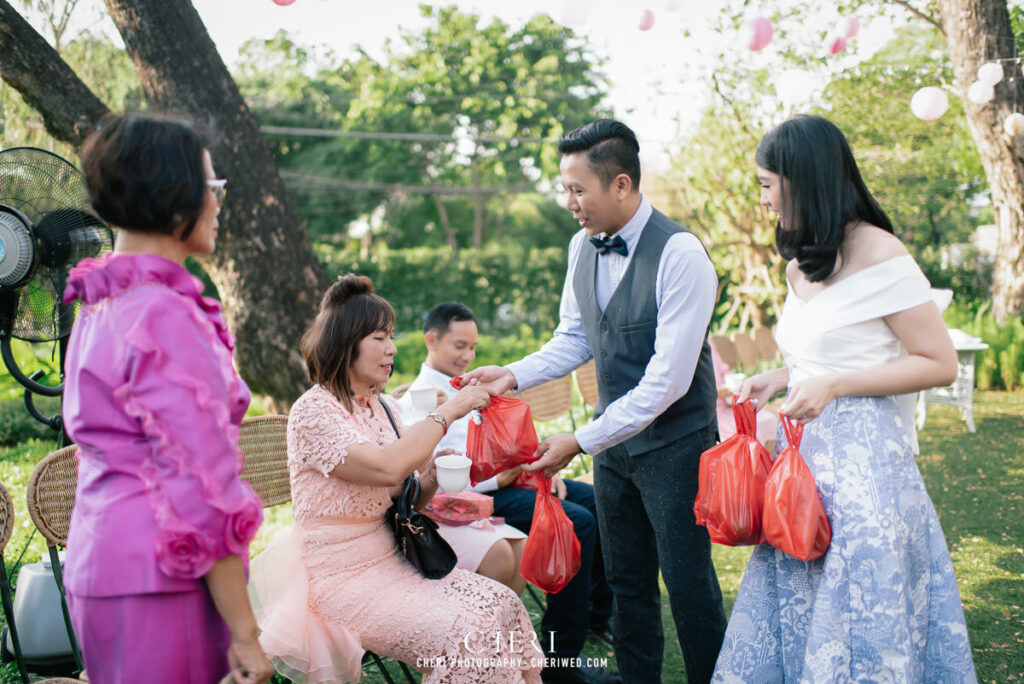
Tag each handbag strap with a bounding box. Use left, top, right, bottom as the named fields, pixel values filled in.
left=379, top=396, right=419, bottom=513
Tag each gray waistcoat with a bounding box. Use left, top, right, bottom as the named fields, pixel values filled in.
left=573, top=209, right=718, bottom=456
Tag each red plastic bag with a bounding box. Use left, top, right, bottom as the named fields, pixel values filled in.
left=762, top=417, right=832, bottom=561
left=519, top=472, right=582, bottom=593
left=451, top=377, right=539, bottom=485
left=694, top=398, right=773, bottom=545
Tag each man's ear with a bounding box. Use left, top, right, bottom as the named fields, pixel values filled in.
left=424, top=330, right=439, bottom=352
left=613, top=172, right=633, bottom=200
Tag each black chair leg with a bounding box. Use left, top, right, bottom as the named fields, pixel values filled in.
left=398, top=660, right=417, bottom=682
left=367, top=651, right=397, bottom=684
left=47, top=545, right=83, bottom=672
left=0, top=560, right=30, bottom=684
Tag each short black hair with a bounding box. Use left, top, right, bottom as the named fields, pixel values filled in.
left=557, top=119, right=641, bottom=190
left=423, top=301, right=475, bottom=337
left=756, top=114, right=893, bottom=282
left=79, top=111, right=210, bottom=240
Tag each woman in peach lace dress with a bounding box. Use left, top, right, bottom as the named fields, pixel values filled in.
left=250, top=275, right=542, bottom=684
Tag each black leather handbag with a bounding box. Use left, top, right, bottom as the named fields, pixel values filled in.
left=380, top=401, right=457, bottom=580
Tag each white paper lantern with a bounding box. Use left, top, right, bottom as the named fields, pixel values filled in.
left=910, top=87, right=949, bottom=121
left=1004, top=112, right=1024, bottom=137
left=977, top=62, right=1004, bottom=86
left=967, top=80, right=995, bottom=105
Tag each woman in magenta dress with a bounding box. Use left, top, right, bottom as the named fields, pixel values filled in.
left=250, top=275, right=543, bottom=684
left=62, top=112, right=272, bottom=684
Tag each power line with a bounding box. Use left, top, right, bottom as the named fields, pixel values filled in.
left=261, top=125, right=554, bottom=145
left=278, top=169, right=536, bottom=196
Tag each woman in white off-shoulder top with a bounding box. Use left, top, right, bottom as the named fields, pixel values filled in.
left=712, top=115, right=976, bottom=682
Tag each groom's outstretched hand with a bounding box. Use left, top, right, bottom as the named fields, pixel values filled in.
left=460, top=365, right=518, bottom=395
left=522, top=432, right=581, bottom=478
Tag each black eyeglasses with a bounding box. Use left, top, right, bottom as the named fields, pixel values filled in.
left=206, top=179, right=227, bottom=207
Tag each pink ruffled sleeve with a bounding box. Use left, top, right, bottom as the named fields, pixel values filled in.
left=120, top=293, right=262, bottom=579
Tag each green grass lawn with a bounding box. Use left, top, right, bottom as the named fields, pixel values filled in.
left=0, top=392, right=1021, bottom=682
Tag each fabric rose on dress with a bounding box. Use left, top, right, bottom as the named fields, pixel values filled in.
left=225, top=498, right=263, bottom=556
left=155, top=523, right=216, bottom=578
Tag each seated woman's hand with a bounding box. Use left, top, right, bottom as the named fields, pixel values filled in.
left=443, top=386, right=491, bottom=419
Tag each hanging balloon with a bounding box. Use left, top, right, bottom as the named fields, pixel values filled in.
left=1004, top=112, right=1024, bottom=137
left=977, top=62, right=1004, bottom=86
left=843, top=16, right=860, bottom=38
left=967, top=80, right=995, bottom=104
left=828, top=36, right=847, bottom=56
left=910, top=87, right=949, bottom=121
left=272, top=0, right=296, bottom=5
left=639, top=9, right=655, bottom=31
left=744, top=17, right=773, bottom=52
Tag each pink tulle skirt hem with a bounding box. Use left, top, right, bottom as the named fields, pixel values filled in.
left=249, top=529, right=365, bottom=683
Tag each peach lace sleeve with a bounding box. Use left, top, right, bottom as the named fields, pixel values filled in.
left=288, top=387, right=375, bottom=477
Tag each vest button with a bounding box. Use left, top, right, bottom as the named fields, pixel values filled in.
left=600, top=324, right=607, bottom=333
left=600, top=350, right=607, bottom=358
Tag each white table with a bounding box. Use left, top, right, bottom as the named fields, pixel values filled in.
left=916, top=329, right=989, bottom=433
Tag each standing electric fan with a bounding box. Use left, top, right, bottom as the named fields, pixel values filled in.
left=0, top=147, right=112, bottom=681
left=0, top=147, right=113, bottom=429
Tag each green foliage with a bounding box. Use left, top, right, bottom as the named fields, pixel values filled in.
left=318, top=244, right=568, bottom=338
left=943, top=301, right=1024, bottom=390
left=814, top=25, right=986, bottom=253
left=234, top=7, right=609, bottom=251
left=916, top=245, right=994, bottom=305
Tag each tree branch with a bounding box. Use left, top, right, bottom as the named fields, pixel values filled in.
left=0, top=0, right=109, bottom=146
left=888, top=0, right=945, bottom=35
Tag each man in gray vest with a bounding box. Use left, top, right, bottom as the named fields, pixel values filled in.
left=464, top=119, right=727, bottom=683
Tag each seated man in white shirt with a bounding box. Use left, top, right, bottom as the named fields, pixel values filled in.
left=397, top=302, right=616, bottom=684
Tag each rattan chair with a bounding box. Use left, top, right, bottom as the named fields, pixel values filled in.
left=25, top=446, right=83, bottom=672
left=710, top=335, right=740, bottom=370
left=514, top=376, right=573, bottom=422
left=732, top=332, right=761, bottom=369
left=0, top=482, right=30, bottom=683
left=573, top=359, right=600, bottom=408
left=238, top=415, right=291, bottom=507
left=752, top=327, right=780, bottom=362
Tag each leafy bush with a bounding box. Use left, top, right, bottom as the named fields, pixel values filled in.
left=0, top=395, right=61, bottom=446
left=917, top=245, right=994, bottom=307
left=316, top=244, right=567, bottom=337
left=943, top=301, right=1024, bottom=390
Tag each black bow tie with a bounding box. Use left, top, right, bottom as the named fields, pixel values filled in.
left=589, top=234, right=628, bottom=256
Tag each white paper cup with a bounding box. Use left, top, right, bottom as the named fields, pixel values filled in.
left=724, top=372, right=746, bottom=394
left=434, top=454, right=471, bottom=493
left=409, top=387, right=437, bottom=413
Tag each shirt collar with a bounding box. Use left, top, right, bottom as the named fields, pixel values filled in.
left=600, top=193, right=651, bottom=255
left=416, top=363, right=458, bottom=395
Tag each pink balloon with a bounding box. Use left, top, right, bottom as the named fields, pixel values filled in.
left=272, top=0, right=296, bottom=5
left=844, top=16, right=860, bottom=38
left=745, top=17, right=773, bottom=52
left=829, top=36, right=847, bottom=55
left=639, top=9, right=655, bottom=31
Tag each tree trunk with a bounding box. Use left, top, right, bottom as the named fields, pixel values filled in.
left=102, top=0, right=328, bottom=405
left=433, top=196, right=458, bottom=252
left=0, top=0, right=109, bottom=145
left=937, top=0, right=1024, bottom=322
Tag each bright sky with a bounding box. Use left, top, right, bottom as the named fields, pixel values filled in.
left=54, top=0, right=899, bottom=168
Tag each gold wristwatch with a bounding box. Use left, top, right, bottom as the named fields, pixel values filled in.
left=426, top=411, right=449, bottom=434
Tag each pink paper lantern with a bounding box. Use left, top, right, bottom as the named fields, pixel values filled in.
left=639, top=9, right=655, bottom=31
left=829, top=36, right=847, bottom=55
left=745, top=17, right=773, bottom=52
left=843, top=16, right=860, bottom=38
left=272, top=0, right=296, bottom=5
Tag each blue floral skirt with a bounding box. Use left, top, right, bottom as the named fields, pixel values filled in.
left=712, top=396, right=976, bottom=683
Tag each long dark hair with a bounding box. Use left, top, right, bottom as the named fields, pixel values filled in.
left=301, top=274, right=395, bottom=411
left=755, top=114, right=893, bottom=282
